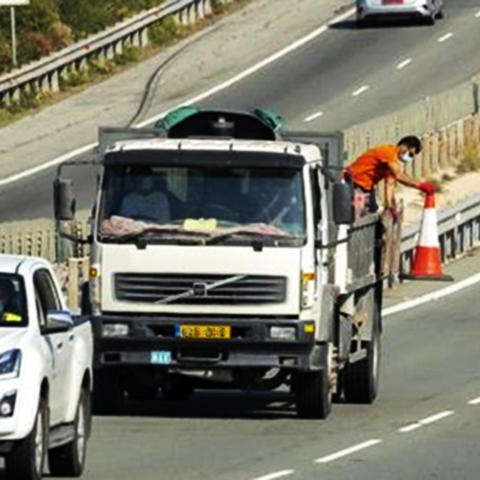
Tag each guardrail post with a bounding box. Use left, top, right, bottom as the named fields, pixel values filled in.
left=196, top=0, right=205, bottom=19
left=9, top=87, right=19, bottom=104
left=114, top=40, right=123, bottom=56
left=188, top=4, right=196, bottom=24
left=140, top=28, right=149, bottom=47
left=50, top=71, right=60, bottom=93
left=204, top=0, right=212, bottom=16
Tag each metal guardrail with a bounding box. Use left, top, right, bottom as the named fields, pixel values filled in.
left=0, top=0, right=217, bottom=103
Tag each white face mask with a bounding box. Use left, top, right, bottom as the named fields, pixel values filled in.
left=400, top=152, right=413, bottom=163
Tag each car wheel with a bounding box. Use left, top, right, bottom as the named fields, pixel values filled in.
left=48, top=388, right=90, bottom=477
left=5, top=398, right=48, bottom=480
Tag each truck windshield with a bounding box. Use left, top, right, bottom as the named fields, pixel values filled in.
left=0, top=274, right=27, bottom=328
left=98, top=163, right=306, bottom=245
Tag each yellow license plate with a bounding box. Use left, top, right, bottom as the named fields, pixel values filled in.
left=178, top=325, right=231, bottom=340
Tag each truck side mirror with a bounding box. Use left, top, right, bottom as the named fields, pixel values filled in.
left=53, top=178, right=76, bottom=221
left=333, top=182, right=355, bottom=225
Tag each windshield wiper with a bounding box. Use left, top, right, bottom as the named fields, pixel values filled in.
left=205, top=224, right=298, bottom=246
left=100, top=226, right=210, bottom=245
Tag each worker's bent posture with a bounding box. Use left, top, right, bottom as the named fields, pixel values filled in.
left=343, top=136, right=436, bottom=217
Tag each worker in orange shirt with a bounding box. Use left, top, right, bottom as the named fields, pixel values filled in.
left=342, top=136, right=437, bottom=217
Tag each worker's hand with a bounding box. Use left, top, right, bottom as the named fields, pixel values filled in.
left=418, top=181, right=438, bottom=195
left=385, top=206, right=401, bottom=222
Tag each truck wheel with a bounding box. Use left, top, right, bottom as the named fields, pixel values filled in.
left=294, top=369, right=332, bottom=419
left=161, top=379, right=194, bottom=401
left=126, top=385, right=158, bottom=401
left=6, top=398, right=48, bottom=480
left=93, top=370, right=123, bottom=415
left=343, top=328, right=381, bottom=404
left=80, top=282, right=91, bottom=316
left=48, top=388, right=90, bottom=477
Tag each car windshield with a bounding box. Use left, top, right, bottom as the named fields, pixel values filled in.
left=98, top=162, right=306, bottom=246
left=0, top=274, right=27, bottom=328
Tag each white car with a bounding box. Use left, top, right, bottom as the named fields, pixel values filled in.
left=0, top=255, right=93, bottom=480
left=356, top=0, right=444, bottom=26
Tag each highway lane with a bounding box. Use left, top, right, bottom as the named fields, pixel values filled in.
left=206, top=0, right=480, bottom=130
left=1, top=1, right=480, bottom=222
left=36, top=269, right=480, bottom=480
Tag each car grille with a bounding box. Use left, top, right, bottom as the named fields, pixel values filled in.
left=114, top=273, right=287, bottom=305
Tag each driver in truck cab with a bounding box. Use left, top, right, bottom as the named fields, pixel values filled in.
left=342, top=135, right=438, bottom=217
left=118, top=166, right=171, bottom=222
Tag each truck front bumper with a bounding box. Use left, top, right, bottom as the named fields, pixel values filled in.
left=90, top=315, right=323, bottom=371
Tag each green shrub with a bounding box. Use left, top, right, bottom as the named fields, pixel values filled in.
left=149, top=17, right=183, bottom=46
left=115, top=44, right=141, bottom=65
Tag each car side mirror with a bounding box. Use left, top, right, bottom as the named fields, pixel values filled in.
left=43, top=311, right=74, bottom=335
left=53, top=178, right=76, bottom=221
left=333, top=182, right=355, bottom=225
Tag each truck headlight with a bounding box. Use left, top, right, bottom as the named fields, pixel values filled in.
left=103, top=323, right=129, bottom=337
left=0, top=350, right=21, bottom=380
left=270, top=326, right=296, bottom=340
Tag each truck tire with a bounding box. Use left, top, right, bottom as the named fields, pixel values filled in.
left=93, top=370, right=123, bottom=415
left=80, top=282, right=92, bottom=316
left=294, top=369, right=332, bottom=419
left=6, top=398, right=48, bottom=480
left=48, top=388, right=90, bottom=477
left=343, top=327, right=381, bottom=404
left=161, top=378, right=194, bottom=401
left=126, top=385, right=158, bottom=401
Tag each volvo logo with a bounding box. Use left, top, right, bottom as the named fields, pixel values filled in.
left=193, top=282, right=208, bottom=297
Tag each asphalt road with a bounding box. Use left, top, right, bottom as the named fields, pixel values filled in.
left=1, top=0, right=480, bottom=222
left=40, top=276, right=478, bottom=480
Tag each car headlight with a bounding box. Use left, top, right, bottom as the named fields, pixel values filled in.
left=0, top=350, right=21, bottom=380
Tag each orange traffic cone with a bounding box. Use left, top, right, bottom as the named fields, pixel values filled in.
left=400, top=193, right=453, bottom=281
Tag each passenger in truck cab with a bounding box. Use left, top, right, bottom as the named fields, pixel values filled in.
left=342, top=136, right=438, bottom=218
left=118, top=166, right=171, bottom=223
left=0, top=278, right=22, bottom=323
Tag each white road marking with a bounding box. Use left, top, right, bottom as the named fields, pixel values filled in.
left=382, top=271, right=480, bottom=317
left=476, top=10, right=480, bottom=17
left=251, top=470, right=295, bottom=480
left=304, top=111, right=324, bottom=122
left=399, top=410, right=454, bottom=433
left=418, top=410, right=455, bottom=425
left=352, top=85, right=370, bottom=97
left=396, top=58, right=412, bottom=70
left=467, top=397, right=480, bottom=405
left=0, top=7, right=356, bottom=189
left=315, top=439, right=382, bottom=464
left=438, top=32, right=453, bottom=43
left=398, top=423, right=422, bottom=433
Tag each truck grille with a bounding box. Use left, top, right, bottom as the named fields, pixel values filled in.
left=114, top=273, right=287, bottom=305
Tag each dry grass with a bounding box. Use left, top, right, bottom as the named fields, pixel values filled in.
left=456, top=145, right=480, bottom=174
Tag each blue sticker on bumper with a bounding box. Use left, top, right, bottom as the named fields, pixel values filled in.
left=150, top=351, right=171, bottom=365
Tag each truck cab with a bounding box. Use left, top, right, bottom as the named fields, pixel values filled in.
left=55, top=107, right=384, bottom=419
